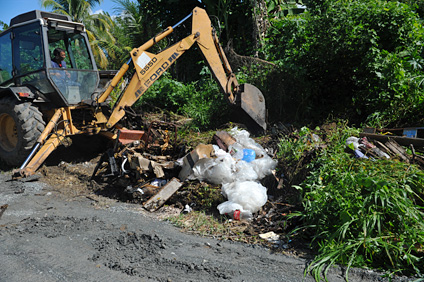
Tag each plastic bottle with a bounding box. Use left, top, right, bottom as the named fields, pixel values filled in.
left=228, top=143, right=244, bottom=160
left=242, top=148, right=256, bottom=162
left=231, top=209, right=253, bottom=221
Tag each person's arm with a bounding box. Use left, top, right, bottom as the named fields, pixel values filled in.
left=62, top=61, right=71, bottom=78
left=51, top=60, right=59, bottom=68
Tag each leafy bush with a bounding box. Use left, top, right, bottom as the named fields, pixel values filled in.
left=288, top=123, right=424, bottom=280
left=135, top=72, right=195, bottom=113
left=136, top=68, right=230, bottom=130
left=261, top=0, right=424, bottom=127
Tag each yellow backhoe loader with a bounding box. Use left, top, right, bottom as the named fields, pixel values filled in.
left=0, top=7, right=266, bottom=177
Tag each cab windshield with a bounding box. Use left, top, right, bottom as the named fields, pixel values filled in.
left=47, top=29, right=98, bottom=104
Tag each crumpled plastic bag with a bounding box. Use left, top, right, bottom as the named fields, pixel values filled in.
left=346, top=136, right=363, bottom=150
left=229, top=127, right=267, bottom=157
left=190, top=154, right=235, bottom=184
left=188, top=127, right=276, bottom=219
left=218, top=181, right=268, bottom=216
left=216, top=202, right=253, bottom=220
left=250, top=155, right=276, bottom=179
left=190, top=149, right=272, bottom=184
left=189, top=128, right=276, bottom=184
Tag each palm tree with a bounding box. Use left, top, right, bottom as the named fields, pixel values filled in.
left=0, top=20, right=8, bottom=32
left=97, top=0, right=168, bottom=69
left=40, top=0, right=115, bottom=69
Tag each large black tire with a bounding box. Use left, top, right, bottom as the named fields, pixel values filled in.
left=0, top=97, right=45, bottom=167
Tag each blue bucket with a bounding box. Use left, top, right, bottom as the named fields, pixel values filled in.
left=242, top=149, right=256, bottom=162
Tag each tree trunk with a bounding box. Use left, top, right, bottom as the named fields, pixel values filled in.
left=252, top=0, right=269, bottom=57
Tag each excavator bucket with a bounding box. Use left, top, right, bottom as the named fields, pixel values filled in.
left=237, top=83, right=267, bottom=133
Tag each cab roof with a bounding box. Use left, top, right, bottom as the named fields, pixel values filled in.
left=10, top=10, right=71, bottom=27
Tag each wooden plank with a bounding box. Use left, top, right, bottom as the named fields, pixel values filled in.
left=413, top=155, right=424, bottom=166
left=386, top=139, right=406, bottom=155
left=385, top=140, right=409, bottom=162
left=360, top=133, right=424, bottom=148
left=143, top=178, right=182, bottom=212
left=375, top=141, right=393, bottom=156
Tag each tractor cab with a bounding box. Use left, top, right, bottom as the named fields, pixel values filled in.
left=0, top=10, right=99, bottom=106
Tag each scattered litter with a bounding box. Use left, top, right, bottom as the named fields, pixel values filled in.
left=143, top=178, right=183, bottom=211
left=361, top=127, right=424, bottom=154
left=353, top=149, right=368, bottom=159
left=259, top=231, right=280, bottom=241
left=214, top=131, right=236, bottom=151
left=217, top=202, right=253, bottom=220
left=182, top=204, right=193, bottom=214
left=346, top=137, right=362, bottom=150
left=242, top=149, right=256, bottom=163
left=91, top=123, right=278, bottom=218
left=185, top=128, right=277, bottom=185
left=347, top=129, right=424, bottom=169
left=346, top=136, right=390, bottom=160
left=220, top=181, right=267, bottom=213
left=178, top=144, right=215, bottom=181
left=151, top=179, right=167, bottom=187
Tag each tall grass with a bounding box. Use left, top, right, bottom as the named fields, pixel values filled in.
left=284, top=123, right=424, bottom=280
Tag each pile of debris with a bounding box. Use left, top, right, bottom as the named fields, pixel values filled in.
left=346, top=126, right=424, bottom=168
left=181, top=128, right=277, bottom=220
left=91, top=124, right=278, bottom=219
left=91, top=120, right=182, bottom=210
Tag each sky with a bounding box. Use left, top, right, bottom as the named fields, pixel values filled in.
left=0, top=0, right=119, bottom=26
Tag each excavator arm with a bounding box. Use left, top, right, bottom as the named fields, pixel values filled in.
left=99, top=7, right=267, bottom=131
left=15, top=7, right=266, bottom=178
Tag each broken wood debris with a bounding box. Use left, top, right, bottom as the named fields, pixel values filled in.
left=143, top=178, right=183, bottom=211
left=353, top=127, right=424, bottom=168
left=360, top=127, right=424, bottom=148
left=91, top=120, right=182, bottom=211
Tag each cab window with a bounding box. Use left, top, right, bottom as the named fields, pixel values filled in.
left=13, top=22, right=44, bottom=76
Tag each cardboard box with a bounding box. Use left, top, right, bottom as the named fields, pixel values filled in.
left=178, top=144, right=214, bottom=181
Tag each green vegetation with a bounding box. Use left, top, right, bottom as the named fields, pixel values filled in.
left=40, top=0, right=424, bottom=279
left=260, top=0, right=424, bottom=127
left=137, top=67, right=231, bottom=131
left=279, top=122, right=424, bottom=280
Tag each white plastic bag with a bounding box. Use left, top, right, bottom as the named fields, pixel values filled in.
left=228, top=142, right=244, bottom=160
left=250, top=155, right=277, bottom=179
left=221, top=181, right=267, bottom=213
left=229, top=127, right=266, bottom=156
left=233, top=160, right=258, bottom=182
left=346, top=136, right=362, bottom=150
left=191, top=154, right=235, bottom=184
left=217, top=202, right=253, bottom=220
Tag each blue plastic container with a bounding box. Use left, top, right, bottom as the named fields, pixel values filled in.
left=242, top=149, right=256, bottom=162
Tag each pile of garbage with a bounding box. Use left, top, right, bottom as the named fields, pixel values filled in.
left=346, top=136, right=390, bottom=159
left=92, top=125, right=277, bottom=219
left=179, top=128, right=277, bottom=220
left=346, top=135, right=424, bottom=168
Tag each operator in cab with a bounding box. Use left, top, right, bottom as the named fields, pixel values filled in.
left=51, top=48, right=71, bottom=81
left=51, top=48, right=67, bottom=68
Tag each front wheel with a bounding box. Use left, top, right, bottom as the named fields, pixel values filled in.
left=0, top=97, right=45, bottom=167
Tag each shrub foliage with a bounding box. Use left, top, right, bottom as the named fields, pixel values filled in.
left=283, top=123, right=424, bottom=279
left=260, top=0, right=424, bottom=127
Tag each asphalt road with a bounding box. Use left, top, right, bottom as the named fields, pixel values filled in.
left=0, top=172, right=408, bottom=282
